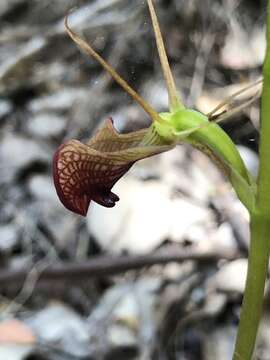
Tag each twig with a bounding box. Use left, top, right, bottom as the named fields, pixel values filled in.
left=0, top=246, right=240, bottom=287
left=187, top=32, right=216, bottom=107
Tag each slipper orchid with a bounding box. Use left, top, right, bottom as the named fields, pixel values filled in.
left=53, top=118, right=173, bottom=216
left=53, top=0, right=260, bottom=216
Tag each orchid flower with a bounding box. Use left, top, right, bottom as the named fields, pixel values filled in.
left=53, top=0, right=260, bottom=216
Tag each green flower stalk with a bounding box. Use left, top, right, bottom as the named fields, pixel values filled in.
left=232, top=0, right=270, bottom=358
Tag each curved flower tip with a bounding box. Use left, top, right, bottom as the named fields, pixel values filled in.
left=53, top=118, right=172, bottom=216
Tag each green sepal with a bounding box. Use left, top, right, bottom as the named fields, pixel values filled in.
left=154, top=109, right=256, bottom=212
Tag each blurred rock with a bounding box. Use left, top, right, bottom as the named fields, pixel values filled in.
left=211, top=193, right=250, bottom=250
left=44, top=210, right=78, bottom=247
left=87, top=178, right=171, bottom=254
left=27, top=112, right=66, bottom=138
left=0, top=134, right=50, bottom=182
left=209, top=259, right=248, bottom=294
left=169, top=197, right=212, bottom=243
left=203, top=292, right=227, bottom=317
left=27, top=174, right=78, bottom=247
left=28, top=88, right=87, bottom=113
left=110, top=105, right=150, bottom=133
left=28, top=302, right=91, bottom=358
left=142, top=80, right=169, bottom=111
left=28, top=174, right=58, bottom=203
left=163, top=262, right=196, bottom=284
left=237, top=145, right=259, bottom=177
left=107, top=324, right=137, bottom=348
left=204, top=325, right=236, bottom=360
left=26, top=176, right=78, bottom=246
left=0, top=99, right=12, bottom=119
left=0, top=224, right=19, bottom=252
left=0, top=345, right=32, bottom=360
left=220, top=24, right=265, bottom=69
left=9, top=254, right=33, bottom=271
left=207, top=222, right=237, bottom=252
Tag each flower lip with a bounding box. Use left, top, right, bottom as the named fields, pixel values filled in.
left=53, top=137, right=129, bottom=216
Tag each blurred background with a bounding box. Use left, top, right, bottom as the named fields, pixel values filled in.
left=0, top=0, right=267, bottom=359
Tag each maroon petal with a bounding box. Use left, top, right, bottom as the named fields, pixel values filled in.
left=53, top=140, right=132, bottom=216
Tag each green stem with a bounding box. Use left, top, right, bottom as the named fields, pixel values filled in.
left=233, top=215, right=270, bottom=359
left=233, top=1, right=270, bottom=358
left=257, top=5, right=270, bottom=211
